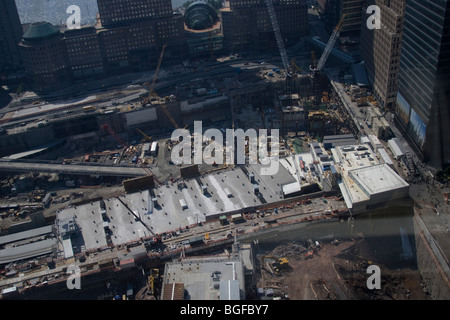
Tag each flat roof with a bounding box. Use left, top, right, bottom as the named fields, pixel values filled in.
left=279, top=153, right=318, bottom=195
left=56, top=163, right=297, bottom=251
left=0, top=238, right=57, bottom=264
left=57, top=203, right=108, bottom=251
left=388, top=138, right=404, bottom=157
left=220, top=279, right=240, bottom=300
left=0, top=225, right=53, bottom=246
left=62, top=236, right=74, bottom=259
left=349, top=164, right=409, bottom=196
left=334, top=145, right=379, bottom=205
left=378, top=148, right=393, bottom=165
left=163, top=257, right=244, bottom=300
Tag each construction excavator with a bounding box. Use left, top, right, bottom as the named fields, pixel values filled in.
left=261, top=256, right=289, bottom=276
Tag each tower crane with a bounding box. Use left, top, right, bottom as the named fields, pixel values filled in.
left=161, top=104, right=181, bottom=129
left=101, top=123, right=127, bottom=148
left=142, top=44, right=167, bottom=106
left=149, top=44, right=167, bottom=99
left=140, top=44, right=185, bottom=131
left=264, top=0, right=293, bottom=101
left=290, top=58, right=302, bottom=74
left=310, top=14, right=347, bottom=106
left=137, top=128, right=152, bottom=142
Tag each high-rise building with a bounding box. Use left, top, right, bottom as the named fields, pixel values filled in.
left=0, top=0, right=24, bottom=72
left=221, top=0, right=308, bottom=53
left=19, top=0, right=187, bottom=92
left=64, top=27, right=104, bottom=79
left=395, top=0, right=450, bottom=168
left=19, top=22, right=72, bottom=92
left=323, top=0, right=365, bottom=34
left=97, top=0, right=173, bottom=28
left=361, top=0, right=405, bottom=109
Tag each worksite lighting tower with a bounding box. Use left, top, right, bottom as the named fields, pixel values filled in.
left=310, top=14, right=347, bottom=106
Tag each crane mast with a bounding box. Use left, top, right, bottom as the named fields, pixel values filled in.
left=264, top=0, right=292, bottom=99
left=149, top=44, right=167, bottom=97
left=311, top=14, right=346, bottom=106
left=264, top=0, right=290, bottom=73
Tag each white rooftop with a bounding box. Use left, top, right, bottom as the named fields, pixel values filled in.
left=56, top=163, right=296, bottom=250
left=333, top=144, right=409, bottom=212
left=349, top=164, right=409, bottom=196
left=163, top=257, right=244, bottom=300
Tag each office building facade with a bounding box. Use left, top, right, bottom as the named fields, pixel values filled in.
left=19, top=0, right=187, bottom=92
left=361, top=0, right=405, bottom=109
left=19, top=22, right=72, bottom=92
left=395, top=0, right=450, bottom=168
left=97, top=0, right=173, bottom=28
left=221, top=0, right=308, bottom=53
left=322, top=0, right=365, bottom=34
left=0, top=0, right=24, bottom=72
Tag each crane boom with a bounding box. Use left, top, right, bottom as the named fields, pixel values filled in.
left=101, top=124, right=126, bottom=147
left=148, top=44, right=167, bottom=97
left=316, top=14, right=346, bottom=71
left=161, top=104, right=180, bottom=129
left=264, top=0, right=290, bottom=73
left=137, top=129, right=152, bottom=142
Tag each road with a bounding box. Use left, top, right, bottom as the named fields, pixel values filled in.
left=0, top=160, right=148, bottom=177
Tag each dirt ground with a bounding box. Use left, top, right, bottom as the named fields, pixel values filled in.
left=256, top=239, right=430, bottom=300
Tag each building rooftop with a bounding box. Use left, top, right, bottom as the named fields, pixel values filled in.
left=162, top=256, right=244, bottom=300
left=349, top=164, right=409, bottom=196
left=0, top=239, right=57, bottom=265
left=279, top=153, right=319, bottom=196
left=0, top=225, right=53, bottom=246
left=333, top=144, right=409, bottom=211
left=55, top=163, right=296, bottom=251
left=22, top=21, right=60, bottom=42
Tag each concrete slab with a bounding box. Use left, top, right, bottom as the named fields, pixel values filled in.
left=104, top=197, right=151, bottom=246
left=58, top=203, right=108, bottom=252
left=164, top=258, right=244, bottom=300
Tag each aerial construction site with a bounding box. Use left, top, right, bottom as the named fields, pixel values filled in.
left=0, top=0, right=448, bottom=301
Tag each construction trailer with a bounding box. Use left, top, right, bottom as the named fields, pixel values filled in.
left=150, top=141, right=158, bottom=156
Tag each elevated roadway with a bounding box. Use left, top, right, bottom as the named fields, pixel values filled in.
left=0, top=160, right=148, bottom=178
